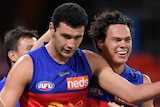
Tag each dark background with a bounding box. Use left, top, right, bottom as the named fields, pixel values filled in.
left=1, top=0, right=160, bottom=54
left=0, top=0, right=160, bottom=106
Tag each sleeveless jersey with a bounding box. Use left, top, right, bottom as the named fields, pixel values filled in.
left=87, top=65, right=143, bottom=107
left=0, top=77, right=6, bottom=91
left=20, top=46, right=92, bottom=107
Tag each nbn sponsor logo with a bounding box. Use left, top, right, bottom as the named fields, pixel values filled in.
left=36, top=81, right=55, bottom=91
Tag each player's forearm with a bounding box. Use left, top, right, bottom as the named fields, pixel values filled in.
left=122, top=82, right=160, bottom=104
left=31, top=29, right=52, bottom=50
left=0, top=97, right=6, bottom=107
left=100, top=70, right=160, bottom=104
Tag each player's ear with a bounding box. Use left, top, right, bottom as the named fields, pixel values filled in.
left=49, top=22, right=55, bottom=34
left=8, top=51, right=17, bottom=63
left=97, top=40, right=103, bottom=49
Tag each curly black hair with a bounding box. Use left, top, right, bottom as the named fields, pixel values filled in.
left=88, top=10, right=134, bottom=53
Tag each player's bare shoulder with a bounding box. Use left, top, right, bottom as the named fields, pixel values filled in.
left=143, top=74, right=152, bottom=84
left=83, top=49, right=104, bottom=63
left=83, top=49, right=108, bottom=73
left=14, top=54, right=33, bottom=68
left=9, top=54, right=34, bottom=82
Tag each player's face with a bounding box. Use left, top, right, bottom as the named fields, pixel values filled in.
left=16, top=37, right=37, bottom=59
left=53, top=22, right=84, bottom=59
left=99, top=24, right=132, bottom=65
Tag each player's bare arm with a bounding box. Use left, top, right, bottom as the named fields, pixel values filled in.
left=0, top=55, right=33, bottom=107
left=141, top=74, right=154, bottom=107
left=84, top=50, right=160, bottom=104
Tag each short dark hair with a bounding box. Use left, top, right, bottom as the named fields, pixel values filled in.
left=3, top=26, right=39, bottom=67
left=88, top=10, right=134, bottom=53
left=51, top=2, right=88, bottom=30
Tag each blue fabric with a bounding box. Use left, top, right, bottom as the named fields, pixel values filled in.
left=20, top=46, right=92, bottom=106
left=88, top=64, right=143, bottom=107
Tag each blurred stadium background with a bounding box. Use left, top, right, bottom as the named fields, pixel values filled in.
left=0, top=0, right=160, bottom=106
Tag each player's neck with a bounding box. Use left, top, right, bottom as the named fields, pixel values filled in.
left=111, top=63, right=125, bottom=74
left=46, top=41, right=69, bottom=64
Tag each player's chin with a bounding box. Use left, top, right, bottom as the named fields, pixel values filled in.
left=118, top=59, right=128, bottom=64
left=63, top=52, right=74, bottom=58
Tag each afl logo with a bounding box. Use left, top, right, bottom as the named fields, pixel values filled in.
left=36, top=81, right=55, bottom=91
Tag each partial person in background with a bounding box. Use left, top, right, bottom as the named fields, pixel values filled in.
left=0, top=26, right=39, bottom=107
left=87, top=10, right=153, bottom=107
left=0, top=39, right=9, bottom=80
left=1, top=2, right=160, bottom=107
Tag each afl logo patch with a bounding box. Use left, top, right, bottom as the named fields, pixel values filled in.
left=36, top=81, right=55, bottom=91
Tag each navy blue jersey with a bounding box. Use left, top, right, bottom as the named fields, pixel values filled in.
left=87, top=65, right=143, bottom=107
left=20, top=45, right=92, bottom=107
